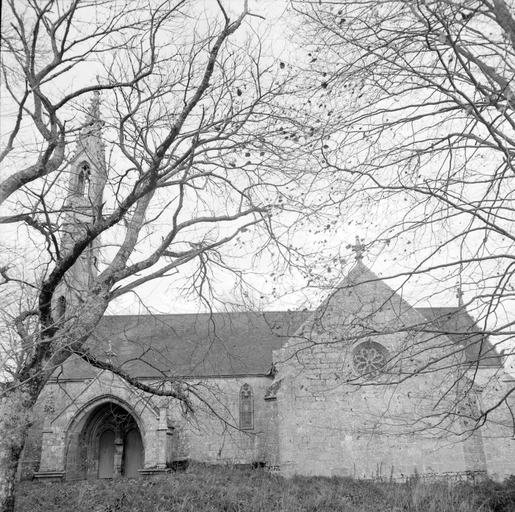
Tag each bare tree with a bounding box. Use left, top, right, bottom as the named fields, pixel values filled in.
left=0, top=0, right=318, bottom=508
left=284, top=0, right=515, bottom=436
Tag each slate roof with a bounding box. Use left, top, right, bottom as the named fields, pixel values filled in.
left=59, top=311, right=310, bottom=380
left=56, top=306, right=501, bottom=381
left=417, top=307, right=502, bottom=368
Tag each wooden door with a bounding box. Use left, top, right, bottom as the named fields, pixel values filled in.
left=98, top=429, right=115, bottom=478
left=123, top=428, right=143, bottom=478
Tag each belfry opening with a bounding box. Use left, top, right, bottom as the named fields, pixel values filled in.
left=65, top=400, right=143, bottom=481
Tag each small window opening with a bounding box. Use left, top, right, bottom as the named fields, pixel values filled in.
left=239, top=383, right=254, bottom=430
left=56, top=295, right=66, bottom=320
left=77, top=162, right=91, bottom=196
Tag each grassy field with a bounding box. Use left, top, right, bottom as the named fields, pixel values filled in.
left=15, top=464, right=515, bottom=512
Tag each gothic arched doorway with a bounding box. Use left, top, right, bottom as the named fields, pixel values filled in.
left=65, top=399, right=144, bottom=480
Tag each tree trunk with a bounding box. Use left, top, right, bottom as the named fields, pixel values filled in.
left=0, top=385, right=36, bottom=512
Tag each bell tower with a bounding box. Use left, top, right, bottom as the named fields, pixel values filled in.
left=53, top=91, right=107, bottom=322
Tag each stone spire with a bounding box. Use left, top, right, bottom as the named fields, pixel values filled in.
left=53, top=91, right=107, bottom=323
left=85, top=90, right=101, bottom=125
left=66, top=91, right=107, bottom=205
left=73, top=90, right=105, bottom=166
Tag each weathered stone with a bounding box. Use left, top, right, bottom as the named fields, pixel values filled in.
left=21, top=261, right=515, bottom=482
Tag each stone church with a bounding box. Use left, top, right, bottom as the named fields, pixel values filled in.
left=20, top=95, right=515, bottom=482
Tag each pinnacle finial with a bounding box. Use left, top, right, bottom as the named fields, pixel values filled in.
left=75, top=90, right=105, bottom=161
left=351, top=236, right=365, bottom=261
left=456, top=283, right=464, bottom=307
left=85, top=90, right=101, bottom=125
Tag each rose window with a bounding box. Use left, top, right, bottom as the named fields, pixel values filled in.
left=352, top=342, right=388, bottom=378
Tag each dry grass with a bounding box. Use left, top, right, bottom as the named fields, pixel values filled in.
left=15, top=464, right=515, bottom=512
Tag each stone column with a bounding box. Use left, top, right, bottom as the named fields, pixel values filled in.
left=114, top=435, right=124, bottom=477
left=156, top=408, right=171, bottom=470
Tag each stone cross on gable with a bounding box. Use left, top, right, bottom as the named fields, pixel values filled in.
left=106, top=339, right=116, bottom=363
left=351, top=236, right=365, bottom=260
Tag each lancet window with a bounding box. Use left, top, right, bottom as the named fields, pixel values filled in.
left=77, top=162, right=91, bottom=196
left=239, top=383, right=254, bottom=430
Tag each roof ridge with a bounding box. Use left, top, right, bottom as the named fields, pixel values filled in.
left=102, top=310, right=314, bottom=318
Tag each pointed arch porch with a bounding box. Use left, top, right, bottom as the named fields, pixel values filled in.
left=64, top=394, right=146, bottom=481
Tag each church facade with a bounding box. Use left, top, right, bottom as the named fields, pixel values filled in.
left=20, top=96, right=515, bottom=482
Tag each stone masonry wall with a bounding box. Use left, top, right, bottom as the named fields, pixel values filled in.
left=169, top=376, right=272, bottom=465
left=272, top=263, right=482, bottom=479
left=475, top=374, right=515, bottom=480
left=263, top=398, right=280, bottom=471
left=22, top=366, right=273, bottom=479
